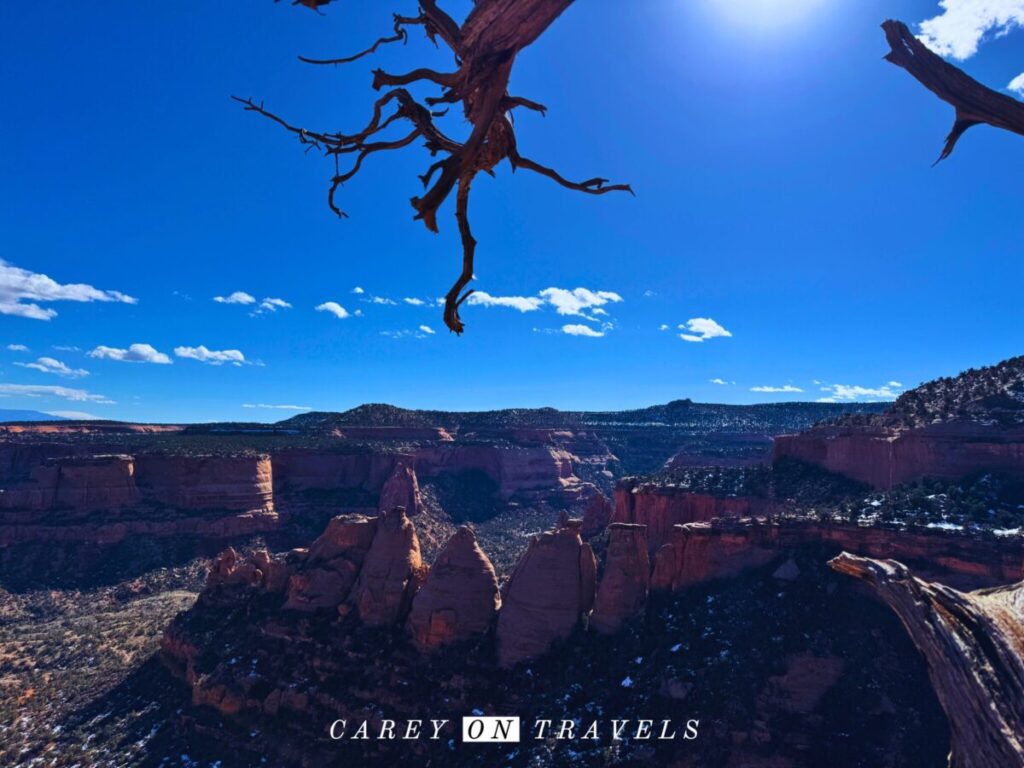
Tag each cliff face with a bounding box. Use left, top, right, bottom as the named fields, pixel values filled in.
left=613, top=479, right=773, bottom=551
left=590, top=523, right=649, bottom=634
left=830, top=554, right=1024, bottom=768
left=134, top=455, right=275, bottom=512
left=774, top=422, right=1024, bottom=489
left=495, top=521, right=597, bottom=667
left=0, top=455, right=140, bottom=512
left=650, top=519, right=1024, bottom=592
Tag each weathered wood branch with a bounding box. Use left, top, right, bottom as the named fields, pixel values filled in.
left=245, top=0, right=631, bottom=334
left=882, top=19, right=1024, bottom=163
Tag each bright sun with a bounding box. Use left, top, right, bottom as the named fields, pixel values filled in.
left=708, top=0, right=827, bottom=31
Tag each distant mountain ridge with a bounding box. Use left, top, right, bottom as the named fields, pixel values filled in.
left=0, top=409, right=67, bottom=423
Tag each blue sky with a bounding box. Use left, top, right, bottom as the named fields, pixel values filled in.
left=1, top=0, right=1022, bottom=422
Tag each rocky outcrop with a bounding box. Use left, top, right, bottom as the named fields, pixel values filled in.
left=774, top=422, right=1024, bottom=489
left=830, top=553, right=1024, bottom=768
left=496, top=520, right=597, bottom=667
left=590, top=523, right=649, bottom=634
left=134, top=454, right=275, bottom=512
left=581, top=491, right=613, bottom=538
left=613, top=479, right=773, bottom=551
left=208, top=547, right=290, bottom=593
left=0, top=455, right=140, bottom=511
left=352, top=507, right=424, bottom=626
left=406, top=526, right=500, bottom=650
left=283, top=514, right=378, bottom=611
left=650, top=519, right=1024, bottom=592
left=378, top=458, right=424, bottom=516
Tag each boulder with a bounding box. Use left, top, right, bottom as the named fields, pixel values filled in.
left=407, top=526, right=500, bottom=650
left=590, top=523, right=650, bottom=634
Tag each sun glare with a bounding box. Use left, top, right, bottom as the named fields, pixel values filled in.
left=707, top=0, right=827, bottom=32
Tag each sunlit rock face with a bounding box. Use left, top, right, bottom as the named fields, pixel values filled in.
left=830, top=553, right=1024, bottom=768
left=351, top=506, right=425, bottom=627
left=406, top=526, right=500, bottom=651
left=496, top=520, right=597, bottom=667
left=590, top=523, right=650, bottom=634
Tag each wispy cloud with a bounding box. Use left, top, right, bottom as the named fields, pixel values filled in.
left=0, top=384, right=114, bottom=404
left=817, top=383, right=902, bottom=403
left=403, top=297, right=426, bottom=306
left=242, top=403, right=312, bottom=411
left=418, top=325, right=436, bottom=335
left=709, top=378, right=732, bottom=385
left=562, top=324, right=605, bottom=338
left=316, top=301, right=350, bottom=319
left=369, top=296, right=397, bottom=306
left=678, top=317, right=732, bottom=343
left=0, top=259, right=137, bottom=321
left=540, top=287, right=623, bottom=319
left=254, top=297, right=291, bottom=314
left=14, top=357, right=88, bottom=378
left=467, top=292, right=544, bottom=312
left=89, top=343, right=172, bottom=364
left=351, top=286, right=365, bottom=295
left=751, top=385, right=804, bottom=393
left=213, top=291, right=256, bottom=305
left=174, top=345, right=246, bottom=366
left=6, top=343, right=28, bottom=352
left=47, top=410, right=98, bottom=419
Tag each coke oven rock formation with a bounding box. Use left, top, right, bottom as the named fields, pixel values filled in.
left=284, top=514, right=378, bottom=611
left=590, top=523, right=650, bottom=634
left=351, top=506, right=425, bottom=626
left=496, top=520, right=597, bottom=667
left=830, top=553, right=1024, bottom=768
left=406, top=525, right=500, bottom=650
left=377, top=458, right=425, bottom=516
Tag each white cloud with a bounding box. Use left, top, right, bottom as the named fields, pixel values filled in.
left=467, top=292, right=544, bottom=312
left=1010, top=71, right=1024, bottom=95
left=658, top=324, right=670, bottom=331
left=818, top=383, right=902, bottom=402
left=242, top=403, right=312, bottom=411
left=15, top=357, right=88, bottom=378
left=0, top=384, right=114, bottom=404
left=213, top=291, right=256, bottom=305
left=174, top=345, right=246, bottom=365
left=403, top=297, right=426, bottom=306
left=88, top=343, right=172, bottom=364
left=751, top=385, right=804, bottom=393
left=643, top=290, right=657, bottom=298
left=316, top=301, right=350, bottom=319
left=351, top=286, right=365, bottom=294
left=917, top=0, right=1024, bottom=60
left=370, top=296, right=397, bottom=305
left=256, top=297, right=291, bottom=313
left=678, top=317, right=732, bottom=342
left=418, top=325, right=436, bottom=335
left=562, top=324, right=605, bottom=338
left=6, top=344, right=28, bottom=352
left=0, top=259, right=137, bottom=321
left=46, top=410, right=98, bottom=419
left=540, top=287, right=623, bottom=319
left=709, top=378, right=730, bottom=385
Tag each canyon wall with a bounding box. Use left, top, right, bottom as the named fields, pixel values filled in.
left=774, top=422, right=1024, bottom=489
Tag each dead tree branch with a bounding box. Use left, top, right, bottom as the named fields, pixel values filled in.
left=243, top=0, right=631, bottom=334
left=882, top=19, right=1024, bottom=163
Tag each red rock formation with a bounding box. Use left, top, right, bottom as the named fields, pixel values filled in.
left=283, top=514, right=378, bottom=611
left=406, top=526, right=500, bottom=650
left=271, top=450, right=397, bottom=493
left=134, top=454, right=275, bottom=512
left=496, top=520, right=597, bottom=667
left=581, top=491, right=613, bottom=538
left=613, top=479, right=772, bottom=552
left=0, top=455, right=140, bottom=511
left=208, top=547, right=291, bottom=593
left=650, top=519, right=1024, bottom=592
left=378, top=458, right=425, bottom=516
left=830, top=553, right=1024, bottom=768
left=351, top=507, right=425, bottom=626
left=590, top=523, right=649, bottom=634
left=774, top=422, right=1024, bottom=489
